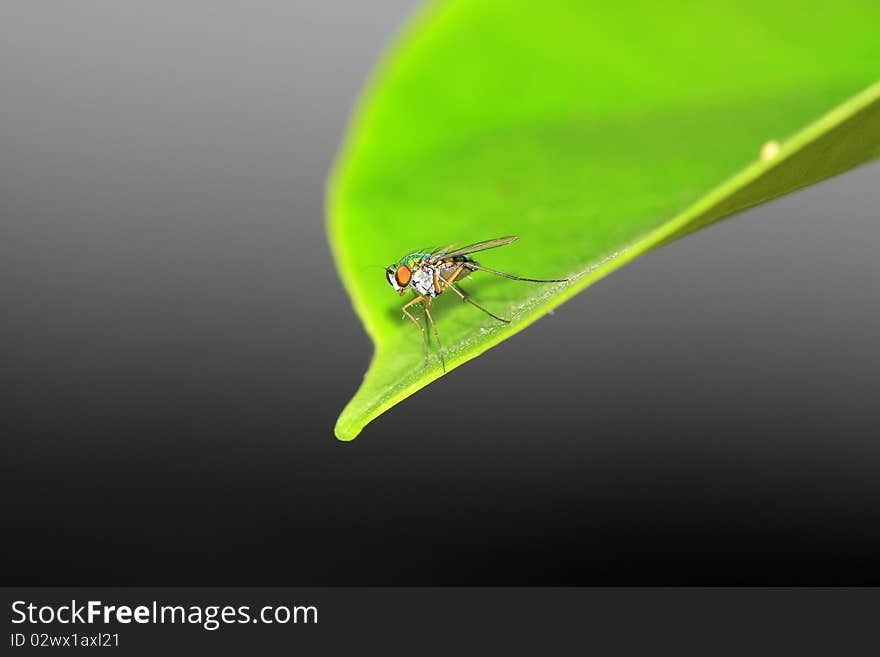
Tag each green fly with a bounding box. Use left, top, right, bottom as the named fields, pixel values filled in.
left=385, top=236, right=570, bottom=372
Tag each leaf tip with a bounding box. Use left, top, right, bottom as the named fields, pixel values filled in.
left=334, top=418, right=361, bottom=442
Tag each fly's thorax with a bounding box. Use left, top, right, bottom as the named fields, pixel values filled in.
left=411, top=263, right=437, bottom=297
left=400, top=253, right=430, bottom=269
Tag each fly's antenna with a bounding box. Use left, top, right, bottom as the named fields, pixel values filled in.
left=465, top=263, right=570, bottom=283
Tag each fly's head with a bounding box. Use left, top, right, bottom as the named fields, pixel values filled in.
left=385, top=263, right=412, bottom=296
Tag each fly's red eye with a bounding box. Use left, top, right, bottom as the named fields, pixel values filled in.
left=395, top=265, right=411, bottom=287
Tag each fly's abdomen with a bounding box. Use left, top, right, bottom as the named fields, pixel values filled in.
left=436, top=256, right=475, bottom=286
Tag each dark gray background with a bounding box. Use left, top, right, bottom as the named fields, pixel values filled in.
left=2, top=1, right=878, bottom=584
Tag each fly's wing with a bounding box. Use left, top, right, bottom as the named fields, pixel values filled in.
left=432, top=242, right=459, bottom=256
left=436, top=236, right=518, bottom=259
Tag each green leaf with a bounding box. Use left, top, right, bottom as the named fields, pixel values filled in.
left=328, top=0, right=880, bottom=440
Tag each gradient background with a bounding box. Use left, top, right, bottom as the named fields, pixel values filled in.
left=2, top=1, right=879, bottom=584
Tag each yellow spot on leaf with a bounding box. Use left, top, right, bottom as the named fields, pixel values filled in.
left=761, top=140, right=781, bottom=161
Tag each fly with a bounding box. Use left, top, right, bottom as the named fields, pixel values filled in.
left=384, top=236, right=570, bottom=372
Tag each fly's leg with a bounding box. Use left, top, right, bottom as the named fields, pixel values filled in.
left=461, top=262, right=569, bottom=283
left=444, top=279, right=510, bottom=323
left=439, top=266, right=510, bottom=323
left=423, top=296, right=445, bottom=373
left=401, top=294, right=429, bottom=366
